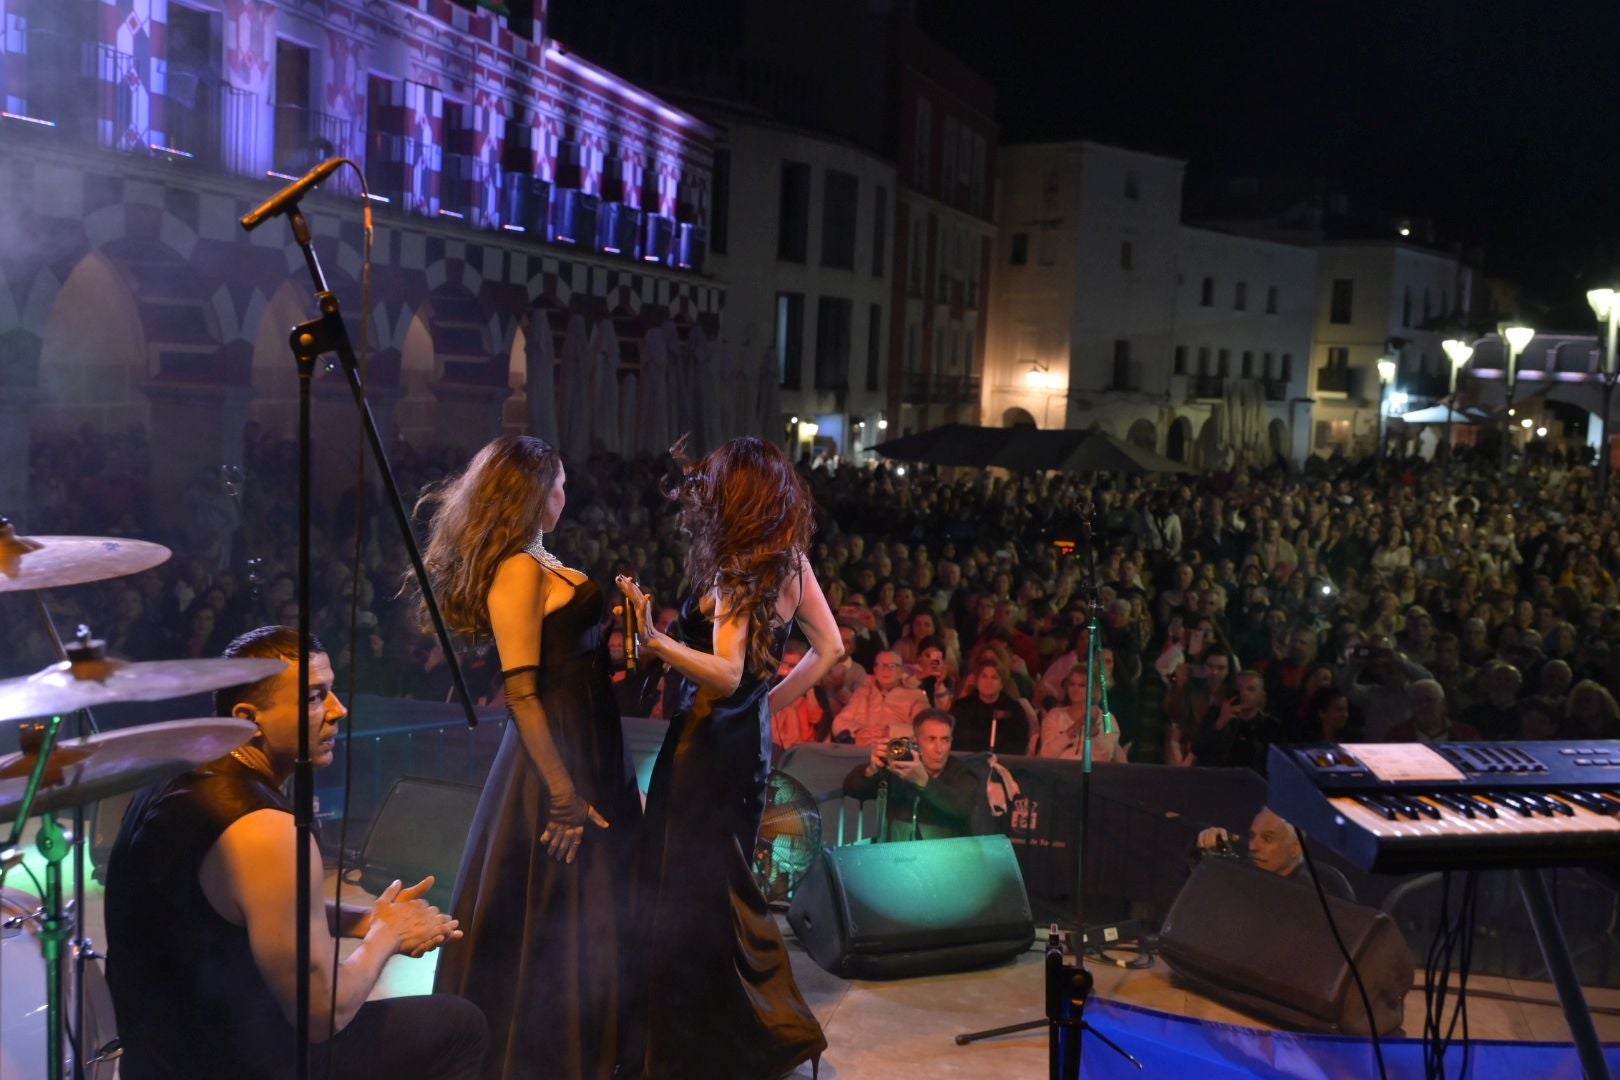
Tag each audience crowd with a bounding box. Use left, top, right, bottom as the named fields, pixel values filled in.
left=11, top=421, right=1620, bottom=777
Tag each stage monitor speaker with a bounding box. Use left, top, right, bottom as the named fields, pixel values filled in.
left=349, top=777, right=481, bottom=911
left=1158, top=856, right=1413, bottom=1035
left=787, top=834, right=1034, bottom=979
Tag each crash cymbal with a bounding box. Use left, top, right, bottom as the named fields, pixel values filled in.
left=0, top=656, right=286, bottom=722
left=0, top=519, right=171, bottom=593
left=0, top=717, right=259, bottom=824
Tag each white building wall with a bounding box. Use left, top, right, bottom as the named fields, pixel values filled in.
left=1069, top=143, right=1183, bottom=401
left=711, top=118, right=896, bottom=454
left=985, top=143, right=1079, bottom=429
left=1310, top=242, right=1469, bottom=456
left=988, top=141, right=1319, bottom=465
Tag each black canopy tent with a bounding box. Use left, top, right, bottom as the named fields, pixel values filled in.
left=870, top=424, right=1190, bottom=475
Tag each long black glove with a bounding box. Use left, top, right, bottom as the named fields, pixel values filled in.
left=504, top=666, right=600, bottom=859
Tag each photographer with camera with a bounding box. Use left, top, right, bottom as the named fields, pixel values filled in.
left=841, top=709, right=983, bottom=842
left=1337, top=632, right=1432, bottom=741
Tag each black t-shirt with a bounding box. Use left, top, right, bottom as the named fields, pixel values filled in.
left=951, top=693, right=1030, bottom=754
left=106, top=755, right=298, bottom=1079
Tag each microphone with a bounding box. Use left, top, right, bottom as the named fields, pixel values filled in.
left=615, top=592, right=641, bottom=671
left=239, top=158, right=347, bottom=232
left=624, top=598, right=640, bottom=670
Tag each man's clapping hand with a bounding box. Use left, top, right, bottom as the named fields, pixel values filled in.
left=370, top=876, right=462, bottom=959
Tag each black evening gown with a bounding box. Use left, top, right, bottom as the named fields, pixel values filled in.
left=629, top=597, right=827, bottom=1079
left=434, top=572, right=643, bottom=1080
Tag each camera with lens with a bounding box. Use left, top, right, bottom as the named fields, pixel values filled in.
left=886, top=736, right=919, bottom=762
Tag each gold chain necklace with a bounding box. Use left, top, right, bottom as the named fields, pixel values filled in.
left=228, top=744, right=274, bottom=780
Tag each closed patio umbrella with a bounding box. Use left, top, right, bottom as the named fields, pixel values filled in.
left=587, top=319, right=621, bottom=456
left=558, top=314, right=591, bottom=461
left=523, top=307, right=559, bottom=445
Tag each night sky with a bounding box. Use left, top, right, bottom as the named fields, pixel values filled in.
left=919, top=0, right=1620, bottom=317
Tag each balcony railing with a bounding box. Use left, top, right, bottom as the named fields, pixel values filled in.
left=161, top=81, right=257, bottom=172
left=272, top=103, right=352, bottom=179
left=3, top=32, right=711, bottom=271
left=438, top=153, right=500, bottom=224
left=1263, top=377, right=1289, bottom=402
left=365, top=132, right=423, bottom=207
left=1191, top=374, right=1227, bottom=399
left=1316, top=366, right=1351, bottom=394
left=903, top=371, right=981, bottom=404
left=92, top=44, right=137, bottom=152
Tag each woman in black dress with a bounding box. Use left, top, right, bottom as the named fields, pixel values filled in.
left=617, top=436, right=843, bottom=1079
left=417, top=435, right=641, bottom=1080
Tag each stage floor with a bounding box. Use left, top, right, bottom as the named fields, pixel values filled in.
left=779, top=929, right=1620, bottom=1079
left=44, top=863, right=1620, bottom=1077
left=375, top=910, right=1620, bottom=1078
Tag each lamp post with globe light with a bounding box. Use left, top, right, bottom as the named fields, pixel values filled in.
left=1376, top=357, right=1396, bottom=464
left=1441, top=338, right=1475, bottom=479
left=1499, top=324, right=1535, bottom=469
left=1587, top=289, right=1620, bottom=503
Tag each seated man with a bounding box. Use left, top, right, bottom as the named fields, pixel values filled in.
left=106, top=626, right=487, bottom=1079
left=1196, top=807, right=1355, bottom=902
left=771, top=638, right=827, bottom=756
left=832, top=650, right=928, bottom=746
left=841, top=709, right=983, bottom=842
left=1387, top=678, right=1482, bottom=744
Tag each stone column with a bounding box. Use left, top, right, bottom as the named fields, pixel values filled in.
left=431, top=380, right=511, bottom=457
left=0, top=385, right=44, bottom=526
left=0, top=327, right=44, bottom=524
left=140, top=380, right=253, bottom=524
left=312, top=375, right=405, bottom=504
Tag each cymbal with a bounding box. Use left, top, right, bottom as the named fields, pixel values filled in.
left=0, top=520, right=171, bottom=593
left=0, top=718, right=259, bottom=824
left=0, top=656, right=287, bottom=722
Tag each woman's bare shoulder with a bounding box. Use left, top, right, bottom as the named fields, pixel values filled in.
left=490, top=551, right=547, bottom=599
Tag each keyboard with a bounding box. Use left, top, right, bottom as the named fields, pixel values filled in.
left=1265, top=741, right=1620, bottom=873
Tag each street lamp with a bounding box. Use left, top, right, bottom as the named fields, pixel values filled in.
left=1587, top=288, right=1620, bottom=502
left=1376, top=356, right=1397, bottom=464
left=1440, top=338, right=1475, bottom=478
left=1499, top=323, right=1535, bottom=468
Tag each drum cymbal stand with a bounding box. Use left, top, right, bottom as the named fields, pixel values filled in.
left=1, top=714, right=72, bottom=1080
left=28, top=620, right=103, bottom=1080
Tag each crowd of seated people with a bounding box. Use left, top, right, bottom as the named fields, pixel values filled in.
left=12, top=424, right=1620, bottom=786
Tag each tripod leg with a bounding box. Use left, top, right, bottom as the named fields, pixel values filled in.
left=1080, top=1020, right=1143, bottom=1069
left=954, top=1018, right=1047, bottom=1045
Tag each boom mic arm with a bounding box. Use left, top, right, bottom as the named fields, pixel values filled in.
left=240, top=158, right=347, bottom=232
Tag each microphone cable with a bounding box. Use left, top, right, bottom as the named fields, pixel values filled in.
left=326, top=158, right=374, bottom=1073
left=1296, top=825, right=1387, bottom=1080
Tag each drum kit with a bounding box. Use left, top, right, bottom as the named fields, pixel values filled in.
left=0, top=519, right=278, bottom=1080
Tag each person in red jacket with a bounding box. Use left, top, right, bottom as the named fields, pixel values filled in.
left=1385, top=679, right=1482, bottom=744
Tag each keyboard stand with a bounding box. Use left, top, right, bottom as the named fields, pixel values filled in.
left=1518, top=868, right=1613, bottom=1080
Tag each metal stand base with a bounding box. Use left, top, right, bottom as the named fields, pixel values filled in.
left=1517, top=868, right=1613, bottom=1080
left=955, top=928, right=1141, bottom=1079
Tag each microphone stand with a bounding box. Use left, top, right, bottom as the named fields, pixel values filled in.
left=875, top=774, right=890, bottom=844
left=242, top=161, right=479, bottom=1080
left=954, top=501, right=1139, bottom=1077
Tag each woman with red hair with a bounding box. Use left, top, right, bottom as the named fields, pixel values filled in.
left=618, top=435, right=842, bottom=1079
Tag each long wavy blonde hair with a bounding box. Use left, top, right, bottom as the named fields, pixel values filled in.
left=411, top=435, right=561, bottom=638
left=669, top=435, right=813, bottom=676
